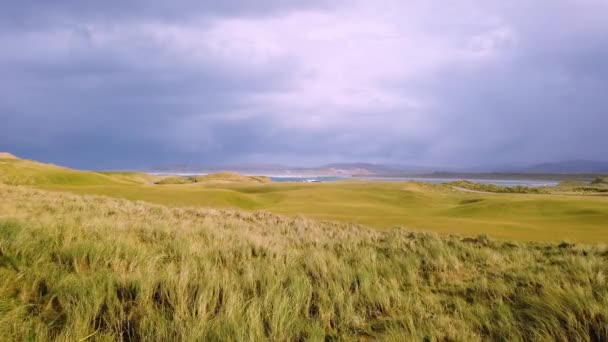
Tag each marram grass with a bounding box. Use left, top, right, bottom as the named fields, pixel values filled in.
left=0, top=184, right=607, bottom=341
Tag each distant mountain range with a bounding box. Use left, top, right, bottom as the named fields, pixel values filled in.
left=148, top=162, right=437, bottom=176
left=522, top=160, right=608, bottom=174
left=319, top=163, right=439, bottom=175
left=325, top=160, right=608, bottom=175
left=147, top=160, right=608, bottom=176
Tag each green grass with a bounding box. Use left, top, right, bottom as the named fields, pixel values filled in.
left=36, top=181, right=608, bottom=243
left=96, top=171, right=161, bottom=185
left=155, top=172, right=271, bottom=185
left=0, top=158, right=157, bottom=186
left=2, top=155, right=608, bottom=243
left=1, top=184, right=607, bottom=340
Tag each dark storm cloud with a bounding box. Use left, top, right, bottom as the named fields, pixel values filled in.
left=0, top=3, right=301, bottom=168
left=413, top=1, right=608, bottom=166
left=0, top=0, right=337, bottom=30
left=1, top=0, right=607, bottom=169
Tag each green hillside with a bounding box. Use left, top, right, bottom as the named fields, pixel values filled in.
left=0, top=157, right=116, bottom=186
left=193, top=172, right=271, bottom=184
left=0, top=155, right=155, bottom=186
left=154, top=176, right=194, bottom=185
left=155, top=172, right=272, bottom=185
left=96, top=171, right=162, bottom=185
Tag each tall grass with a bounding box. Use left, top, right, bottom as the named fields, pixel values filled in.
left=0, top=184, right=607, bottom=341
left=447, top=180, right=548, bottom=194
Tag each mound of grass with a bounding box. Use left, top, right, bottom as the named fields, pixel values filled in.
left=154, top=176, right=193, bottom=185
left=0, top=158, right=119, bottom=186
left=97, top=171, right=162, bottom=185
left=448, top=180, right=547, bottom=194
left=0, top=154, right=160, bottom=186
left=192, top=172, right=271, bottom=184
left=155, top=172, right=272, bottom=185
left=0, top=184, right=607, bottom=340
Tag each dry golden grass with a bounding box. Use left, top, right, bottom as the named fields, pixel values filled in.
left=1, top=184, right=607, bottom=341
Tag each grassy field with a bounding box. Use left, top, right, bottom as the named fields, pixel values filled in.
left=2, top=155, right=608, bottom=243
left=1, top=184, right=607, bottom=340
left=40, top=181, right=608, bottom=243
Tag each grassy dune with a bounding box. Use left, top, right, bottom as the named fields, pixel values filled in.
left=2, top=154, right=608, bottom=242
left=1, top=184, right=607, bottom=340
left=96, top=172, right=162, bottom=185
left=156, top=172, right=271, bottom=185
left=193, top=172, right=271, bottom=184
left=154, top=176, right=195, bottom=185
left=0, top=157, right=154, bottom=186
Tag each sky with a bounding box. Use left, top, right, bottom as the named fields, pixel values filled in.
left=1, top=0, right=607, bottom=169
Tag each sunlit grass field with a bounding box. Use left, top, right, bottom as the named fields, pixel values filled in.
left=1, top=184, right=607, bottom=340
left=2, top=155, right=608, bottom=340
left=40, top=181, right=608, bottom=243
left=2, top=156, right=608, bottom=243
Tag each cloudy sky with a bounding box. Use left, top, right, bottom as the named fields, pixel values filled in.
left=1, top=0, right=607, bottom=169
